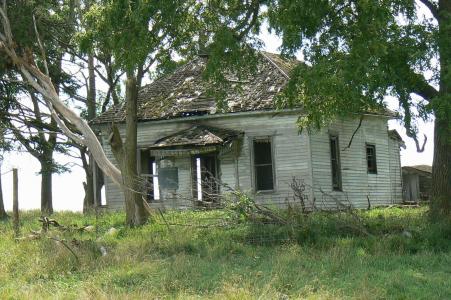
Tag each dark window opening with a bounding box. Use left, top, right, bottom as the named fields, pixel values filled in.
left=139, top=150, right=160, bottom=202
left=366, top=144, right=377, bottom=174
left=253, top=138, right=274, bottom=191
left=330, top=135, right=342, bottom=191
left=180, top=110, right=208, bottom=117
left=192, top=154, right=219, bottom=204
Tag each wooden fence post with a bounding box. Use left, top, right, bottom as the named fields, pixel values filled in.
left=12, top=168, right=19, bottom=236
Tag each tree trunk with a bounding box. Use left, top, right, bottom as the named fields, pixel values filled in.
left=123, top=74, right=148, bottom=226
left=109, top=75, right=148, bottom=226
left=81, top=147, right=95, bottom=213
left=95, top=163, right=104, bottom=207
left=430, top=0, right=451, bottom=218
left=87, top=53, right=96, bottom=120
left=81, top=53, right=100, bottom=213
left=40, top=157, right=53, bottom=215
left=0, top=164, right=8, bottom=220
left=430, top=116, right=451, bottom=217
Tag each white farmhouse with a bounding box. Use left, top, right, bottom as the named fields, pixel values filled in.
left=92, top=52, right=404, bottom=210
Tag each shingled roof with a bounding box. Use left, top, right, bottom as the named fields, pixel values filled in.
left=91, top=51, right=298, bottom=124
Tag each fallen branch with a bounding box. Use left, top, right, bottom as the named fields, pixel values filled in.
left=47, top=236, right=80, bottom=265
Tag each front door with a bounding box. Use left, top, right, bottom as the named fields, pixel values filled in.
left=193, top=154, right=219, bottom=204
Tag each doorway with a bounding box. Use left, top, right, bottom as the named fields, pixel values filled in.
left=192, top=154, right=219, bottom=204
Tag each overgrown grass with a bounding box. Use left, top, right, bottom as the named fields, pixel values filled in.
left=1, top=207, right=450, bottom=299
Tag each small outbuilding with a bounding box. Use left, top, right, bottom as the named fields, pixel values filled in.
left=402, top=165, right=432, bottom=202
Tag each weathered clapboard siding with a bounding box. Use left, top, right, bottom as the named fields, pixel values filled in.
left=202, top=113, right=313, bottom=207
left=101, top=111, right=313, bottom=210
left=388, top=137, right=403, bottom=203
left=309, top=115, right=394, bottom=209
left=101, top=134, right=124, bottom=210
left=101, top=111, right=400, bottom=211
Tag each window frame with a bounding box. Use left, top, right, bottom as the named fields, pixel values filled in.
left=366, top=143, right=378, bottom=174
left=137, top=149, right=160, bottom=202
left=252, top=136, right=276, bottom=192
left=329, top=134, right=342, bottom=191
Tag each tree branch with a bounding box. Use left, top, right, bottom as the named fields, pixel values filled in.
left=32, top=13, right=49, bottom=76
left=408, top=70, right=439, bottom=102
left=342, top=115, right=364, bottom=150
left=0, top=4, right=123, bottom=186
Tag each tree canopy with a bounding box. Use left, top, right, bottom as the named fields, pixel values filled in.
left=262, top=0, right=450, bottom=216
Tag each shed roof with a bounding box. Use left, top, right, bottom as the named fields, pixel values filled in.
left=402, top=165, right=432, bottom=175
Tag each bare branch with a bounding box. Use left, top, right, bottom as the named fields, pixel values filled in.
left=32, top=13, right=49, bottom=76
left=342, top=115, right=364, bottom=150
left=411, top=133, right=427, bottom=152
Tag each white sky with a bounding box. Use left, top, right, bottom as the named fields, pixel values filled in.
left=1, top=22, right=435, bottom=212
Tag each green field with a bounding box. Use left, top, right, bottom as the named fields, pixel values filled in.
left=0, top=207, right=450, bottom=299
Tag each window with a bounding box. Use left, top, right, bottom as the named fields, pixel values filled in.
left=329, top=135, right=342, bottom=190
left=253, top=138, right=274, bottom=191
left=139, top=150, right=160, bottom=201
left=366, top=144, right=377, bottom=174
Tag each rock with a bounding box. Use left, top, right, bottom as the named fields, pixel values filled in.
left=402, top=230, right=412, bottom=238
left=83, top=225, right=95, bottom=232
left=105, top=227, right=119, bottom=237
left=100, top=246, right=107, bottom=256
left=279, top=293, right=289, bottom=300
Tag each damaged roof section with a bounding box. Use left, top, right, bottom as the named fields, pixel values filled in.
left=91, top=52, right=298, bottom=124
left=148, top=125, right=243, bottom=149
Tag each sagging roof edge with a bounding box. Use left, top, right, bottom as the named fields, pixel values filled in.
left=92, top=108, right=397, bottom=132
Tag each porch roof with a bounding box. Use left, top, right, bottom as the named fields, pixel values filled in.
left=148, top=125, right=243, bottom=150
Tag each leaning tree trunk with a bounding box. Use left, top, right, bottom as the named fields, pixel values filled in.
left=0, top=164, right=8, bottom=220
left=40, top=156, right=54, bottom=215
left=430, top=0, right=451, bottom=218
left=0, top=7, right=122, bottom=189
